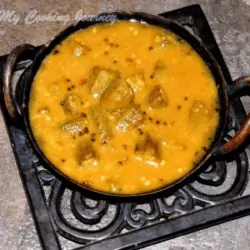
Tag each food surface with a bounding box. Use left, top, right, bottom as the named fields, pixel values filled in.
left=29, top=21, right=219, bottom=194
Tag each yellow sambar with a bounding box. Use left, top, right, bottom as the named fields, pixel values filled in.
left=29, top=21, right=219, bottom=194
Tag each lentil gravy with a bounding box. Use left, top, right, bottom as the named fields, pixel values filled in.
left=29, top=21, right=219, bottom=194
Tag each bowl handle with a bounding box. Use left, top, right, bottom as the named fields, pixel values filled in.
left=3, top=44, right=35, bottom=122
left=217, top=76, right=250, bottom=155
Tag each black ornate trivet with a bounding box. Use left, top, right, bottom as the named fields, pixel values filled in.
left=0, top=4, right=250, bottom=250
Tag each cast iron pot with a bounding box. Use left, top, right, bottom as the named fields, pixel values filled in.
left=2, top=12, right=250, bottom=200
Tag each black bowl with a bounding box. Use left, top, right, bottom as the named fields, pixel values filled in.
left=3, top=12, right=250, bottom=201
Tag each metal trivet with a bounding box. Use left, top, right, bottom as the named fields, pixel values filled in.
left=0, top=4, right=250, bottom=250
